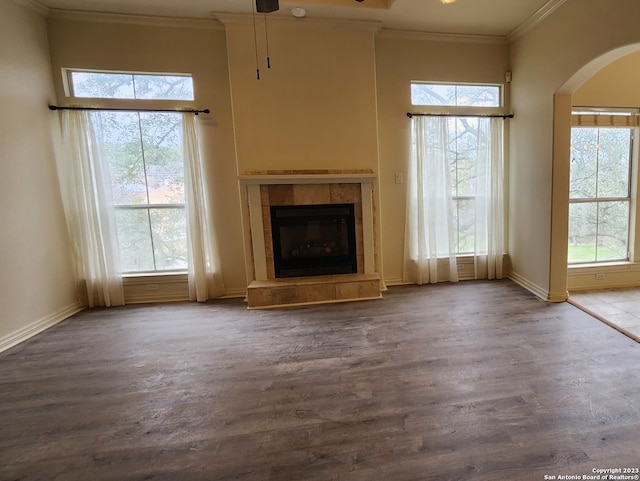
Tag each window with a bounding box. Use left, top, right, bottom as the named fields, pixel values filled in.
left=67, top=70, right=194, bottom=100
left=98, top=111, right=187, bottom=272
left=448, top=116, right=487, bottom=254
left=411, top=82, right=501, bottom=108
left=68, top=71, right=194, bottom=273
left=568, top=111, right=636, bottom=264
left=405, top=82, right=505, bottom=284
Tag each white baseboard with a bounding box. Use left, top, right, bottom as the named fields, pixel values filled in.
left=220, top=288, right=247, bottom=299
left=0, top=302, right=83, bottom=353
left=507, top=271, right=548, bottom=301
left=383, top=276, right=409, bottom=286
left=125, top=288, right=248, bottom=304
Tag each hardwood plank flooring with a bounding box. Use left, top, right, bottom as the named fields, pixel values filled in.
left=1, top=280, right=639, bottom=481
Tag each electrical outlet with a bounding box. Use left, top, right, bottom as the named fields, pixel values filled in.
left=147, top=284, right=159, bottom=290
left=395, top=172, right=403, bottom=184
left=457, top=263, right=464, bottom=270
left=595, top=273, right=605, bottom=280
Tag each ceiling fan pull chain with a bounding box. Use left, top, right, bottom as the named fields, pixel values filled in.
left=251, top=0, right=261, bottom=79
left=264, top=14, right=271, bottom=69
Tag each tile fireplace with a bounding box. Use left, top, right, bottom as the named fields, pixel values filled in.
left=239, top=170, right=383, bottom=308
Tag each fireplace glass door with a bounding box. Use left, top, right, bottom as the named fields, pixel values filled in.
left=270, top=204, right=357, bottom=278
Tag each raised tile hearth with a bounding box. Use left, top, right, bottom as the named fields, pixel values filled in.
left=239, top=170, right=383, bottom=309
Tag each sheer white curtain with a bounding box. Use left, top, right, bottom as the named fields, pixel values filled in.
left=58, top=111, right=124, bottom=307
left=404, top=115, right=504, bottom=285
left=183, top=113, right=225, bottom=302
left=404, top=116, right=459, bottom=284
left=473, top=117, right=504, bottom=279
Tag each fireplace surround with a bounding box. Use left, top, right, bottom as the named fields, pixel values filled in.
left=239, top=170, right=383, bottom=308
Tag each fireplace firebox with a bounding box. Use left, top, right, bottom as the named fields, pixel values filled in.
left=270, top=203, right=357, bottom=278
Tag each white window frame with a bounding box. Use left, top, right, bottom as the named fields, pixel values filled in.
left=63, top=68, right=195, bottom=101
left=409, top=81, right=506, bottom=257
left=64, top=69, right=195, bottom=274
left=568, top=108, right=640, bottom=266
left=410, top=81, right=504, bottom=114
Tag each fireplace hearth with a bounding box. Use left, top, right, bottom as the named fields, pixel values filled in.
left=271, top=203, right=357, bottom=278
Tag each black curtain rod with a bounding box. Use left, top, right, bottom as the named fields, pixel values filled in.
left=49, top=105, right=210, bottom=115
left=407, top=112, right=514, bottom=119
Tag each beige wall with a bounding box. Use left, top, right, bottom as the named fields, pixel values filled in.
left=0, top=0, right=78, bottom=350
left=223, top=17, right=380, bottom=172
left=44, top=12, right=513, bottom=299
left=509, top=0, right=640, bottom=300
left=573, top=51, right=640, bottom=107
left=46, top=14, right=247, bottom=298
left=374, top=34, right=509, bottom=284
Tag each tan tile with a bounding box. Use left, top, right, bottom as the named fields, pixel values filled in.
left=266, top=262, right=274, bottom=280
left=296, top=284, right=336, bottom=303
left=335, top=282, right=360, bottom=300
left=246, top=287, right=271, bottom=308
left=260, top=185, right=269, bottom=205
left=271, top=286, right=302, bottom=305
left=293, top=184, right=331, bottom=205
left=359, top=280, right=382, bottom=298
left=261, top=205, right=271, bottom=225
left=268, top=184, right=295, bottom=205
left=330, top=183, right=360, bottom=203
left=295, top=169, right=330, bottom=175
left=354, top=203, right=363, bottom=223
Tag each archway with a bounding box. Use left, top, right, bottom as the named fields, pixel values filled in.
left=549, top=43, right=640, bottom=299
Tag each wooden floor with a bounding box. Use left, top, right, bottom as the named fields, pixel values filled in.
left=1, top=280, right=639, bottom=481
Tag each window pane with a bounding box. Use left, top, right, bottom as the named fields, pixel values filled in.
left=98, top=112, right=148, bottom=205
left=149, top=208, right=188, bottom=270
left=568, top=201, right=629, bottom=263
left=139, top=113, right=185, bottom=204
left=411, top=83, right=500, bottom=107
left=454, top=198, right=475, bottom=254
left=596, top=128, right=631, bottom=198
left=411, top=83, right=453, bottom=106
left=450, top=118, right=478, bottom=197
left=597, top=201, right=629, bottom=261
left=133, top=75, right=194, bottom=100
left=569, top=128, right=598, bottom=199
left=96, top=110, right=188, bottom=273
left=456, top=85, right=500, bottom=107
left=70, top=72, right=135, bottom=99
left=568, top=202, right=597, bottom=263
left=68, top=71, right=194, bottom=100
left=115, top=208, right=155, bottom=272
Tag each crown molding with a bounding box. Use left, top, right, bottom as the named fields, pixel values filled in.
left=377, top=29, right=507, bottom=45
left=508, top=0, right=568, bottom=42
left=47, top=9, right=224, bottom=30
left=12, top=0, right=49, bottom=16
left=212, top=12, right=382, bottom=32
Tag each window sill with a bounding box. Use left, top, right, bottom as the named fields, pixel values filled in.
left=122, top=272, right=188, bottom=285
left=568, top=261, right=637, bottom=270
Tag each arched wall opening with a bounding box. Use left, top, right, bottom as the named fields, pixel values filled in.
left=550, top=43, right=640, bottom=298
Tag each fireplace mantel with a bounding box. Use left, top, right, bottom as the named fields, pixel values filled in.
left=239, top=170, right=382, bottom=308
left=238, top=172, right=377, bottom=185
